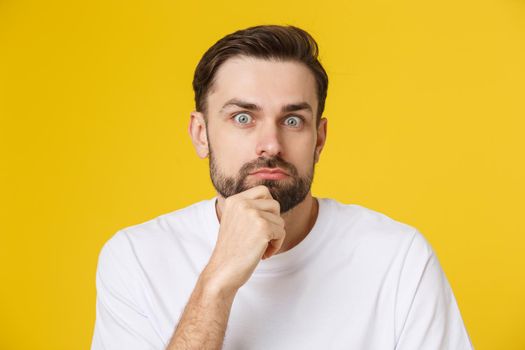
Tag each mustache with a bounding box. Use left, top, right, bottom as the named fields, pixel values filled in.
left=239, top=156, right=298, bottom=177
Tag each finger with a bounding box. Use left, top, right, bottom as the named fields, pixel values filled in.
left=256, top=212, right=285, bottom=260
left=246, top=198, right=281, bottom=216
left=263, top=235, right=285, bottom=259
left=237, top=185, right=273, bottom=200
left=265, top=220, right=286, bottom=242
left=256, top=209, right=284, bottom=227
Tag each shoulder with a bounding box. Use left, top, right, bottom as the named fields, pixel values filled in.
left=98, top=198, right=216, bottom=264
left=320, top=198, right=432, bottom=261
left=322, top=198, right=418, bottom=242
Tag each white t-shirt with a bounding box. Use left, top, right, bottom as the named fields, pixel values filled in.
left=91, top=197, right=473, bottom=350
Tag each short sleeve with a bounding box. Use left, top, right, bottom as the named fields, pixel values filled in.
left=394, top=231, right=473, bottom=350
left=91, top=231, right=166, bottom=350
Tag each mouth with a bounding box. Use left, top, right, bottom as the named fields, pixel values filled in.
left=249, top=168, right=289, bottom=180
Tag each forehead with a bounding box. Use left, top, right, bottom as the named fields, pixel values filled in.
left=207, top=56, right=318, bottom=113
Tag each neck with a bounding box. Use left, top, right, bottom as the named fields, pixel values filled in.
left=214, top=192, right=319, bottom=255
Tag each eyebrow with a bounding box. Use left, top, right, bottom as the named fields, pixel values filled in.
left=220, top=98, right=313, bottom=114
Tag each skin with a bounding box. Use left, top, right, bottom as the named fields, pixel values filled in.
left=167, top=56, right=328, bottom=349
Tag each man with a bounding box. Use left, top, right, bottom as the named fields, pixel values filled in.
left=91, top=25, right=473, bottom=349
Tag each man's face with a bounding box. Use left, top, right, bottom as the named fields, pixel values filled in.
left=197, top=56, right=326, bottom=214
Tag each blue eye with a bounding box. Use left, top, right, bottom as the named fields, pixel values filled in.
left=284, top=116, right=302, bottom=127
left=233, top=113, right=253, bottom=125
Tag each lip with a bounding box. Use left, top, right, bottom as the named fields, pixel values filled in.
left=250, top=168, right=289, bottom=175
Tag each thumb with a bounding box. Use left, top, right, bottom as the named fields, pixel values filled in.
left=262, top=238, right=284, bottom=260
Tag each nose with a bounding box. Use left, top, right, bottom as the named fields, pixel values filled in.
left=255, top=121, right=283, bottom=158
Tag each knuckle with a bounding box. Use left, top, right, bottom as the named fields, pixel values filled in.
left=237, top=200, right=249, bottom=211
left=245, top=208, right=257, bottom=218
left=259, top=185, right=271, bottom=195
left=254, top=217, right=268, bottom=231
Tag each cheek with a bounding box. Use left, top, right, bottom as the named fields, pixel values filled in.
left=211, top=139, right=252, bottom=174
left=285, top=138, right=316, bottom=172
left=286, top=132, right=316, bottom=155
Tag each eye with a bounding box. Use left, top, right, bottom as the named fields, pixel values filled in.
left=283, top=115, right=303, bottom=128
left=233, top=112, right=253, bottom=125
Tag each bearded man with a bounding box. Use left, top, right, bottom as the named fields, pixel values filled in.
left=91, top=25, right=473, bottom=350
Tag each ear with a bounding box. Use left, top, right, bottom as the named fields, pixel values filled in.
left=314, top=117, right=327, bottom=163
left=188, top=111, right=209, bottom=159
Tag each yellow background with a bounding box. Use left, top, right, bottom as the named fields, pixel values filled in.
left=1, top=0, right=524, bottom=348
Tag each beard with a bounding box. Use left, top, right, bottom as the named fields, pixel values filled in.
left=208, top=147, right=315, bottom=214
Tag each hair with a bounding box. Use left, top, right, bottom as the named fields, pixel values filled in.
left=192, top=25, right=328, bottom=126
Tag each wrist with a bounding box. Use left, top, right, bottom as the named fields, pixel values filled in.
left=198, top=266, right=238, bottom=301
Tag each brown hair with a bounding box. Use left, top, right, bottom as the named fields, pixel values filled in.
left=192, top=25, right=328, bottom=125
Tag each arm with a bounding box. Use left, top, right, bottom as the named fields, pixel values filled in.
left=166, top=268, right=235, bottom=349
left=167, top=185, right=284, bottom=350
left=92, top=186, right=283, bottom=349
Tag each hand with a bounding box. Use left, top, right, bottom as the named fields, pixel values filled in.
left=202, top=185, right=286, bottom=295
